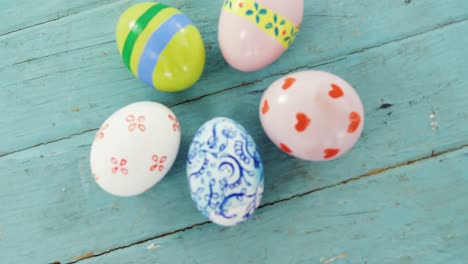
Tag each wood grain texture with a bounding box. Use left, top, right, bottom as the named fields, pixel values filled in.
left=0, top=0, right=119, bottom=36
left=1, top=0, right=467, bottom=155
left=77, top=146, right=468, bottom=264
left=1, top=17, right=468, bottom=263
left=1, top=0, right=467, bottom=263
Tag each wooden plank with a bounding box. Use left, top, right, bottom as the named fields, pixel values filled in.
left=1, top=0, right=468, bottom=154
left=77, top=146, right=468, bottom=264
left=0, top=0, right=119, bottom=36
left=1, top=19, right=467, bottom=263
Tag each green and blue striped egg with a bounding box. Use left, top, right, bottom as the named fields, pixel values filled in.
left=116, top=2, right=205, bottom=92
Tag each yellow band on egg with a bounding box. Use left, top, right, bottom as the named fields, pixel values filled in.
left=222, top=0, right=300, bottom=49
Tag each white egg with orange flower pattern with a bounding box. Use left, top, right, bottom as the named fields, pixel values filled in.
left=259, top=71, right=364, bottom=161
left=90, top=101, right=181, bottom=196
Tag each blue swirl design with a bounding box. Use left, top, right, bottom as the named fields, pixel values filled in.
left=187, top=117, right=264, bottom=226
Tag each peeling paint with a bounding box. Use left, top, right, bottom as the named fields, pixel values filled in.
left=429, top=112, right=439, bottom=130
left=365, top=167, right=386, bottom=176
left=73, top=252, right=94, bottom=261
left=320, top=253, right=348, bottom=263
left=146, top=244, right=160, bottom=250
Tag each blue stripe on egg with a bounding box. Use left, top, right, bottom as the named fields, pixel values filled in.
left=137, top=13, right=193, bottom=87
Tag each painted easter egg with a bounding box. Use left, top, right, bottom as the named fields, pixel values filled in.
left=259, top=71, right=365, bottom=161
left=187, top=117, right=264, bottom=226
left=218, top=0, right=303, bottom=72
left=116, top=2, right=205, bottom=92
left=90, top=102, right=181, bottom=197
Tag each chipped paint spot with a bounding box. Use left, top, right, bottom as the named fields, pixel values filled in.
left=320, top=253, right=348, bottom=263
left=146, top=244, right=160, bottom=250
left=73, top=252, right=94, bottom=261
left=365, top=167, right=386, bottom=176
left=429, top=112, right=439, bottom=130
left=378, top=103, right=393, bottom=110
left=72, top=108, right=80, bottom=112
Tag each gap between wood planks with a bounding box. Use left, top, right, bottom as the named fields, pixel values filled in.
left=7, top=13, right=468, bottom=70
left=0, top=57, right=331, bottom=159
left=64, top=143, right=468, bottom=264
left=0, top=0, right=122, bottom=38
left=2, top=16, right=468, bottom=159
left=0, top=40, right=116, bottom=72
left=0, top=0, right=203, bottom=38
left=0, top=3, right=351, bottom=39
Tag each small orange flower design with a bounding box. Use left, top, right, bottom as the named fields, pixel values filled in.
left=111, top=157, right=128, bottom=175
left=168, top=114, right=180, bottom=132
left=127, top=115, right=146, bottom=132
left=150, top=155, right=167, bottom=172
left=95, top=124, right=109, bottom=141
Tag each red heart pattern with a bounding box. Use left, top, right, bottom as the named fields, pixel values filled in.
left=295, top=112, right=311, bottom=132
left=280, top=143, right=293, bottom=154
left=282, top=77, right=296, bottom=90
left=324, top=148, right=340, bottom=159
left=262, top=100, right=270, bottom=115
left=347, top=112, right=361, bottom=133
left=329, top=83, right=344, bottom=99
left=260, top=73, right=363, bottom=161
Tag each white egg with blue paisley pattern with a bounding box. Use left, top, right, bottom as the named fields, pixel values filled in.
left=187, top=117, right=264, bottom=226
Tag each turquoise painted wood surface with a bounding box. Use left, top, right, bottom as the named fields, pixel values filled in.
left=0, top=0, right=467, bottom=263
left=78, top=147, right=468, bottom=264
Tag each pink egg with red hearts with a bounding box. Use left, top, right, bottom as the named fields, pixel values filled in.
left=259, top=71, right=365, bottom=161
left=219, top=0, right=303, bottom=72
